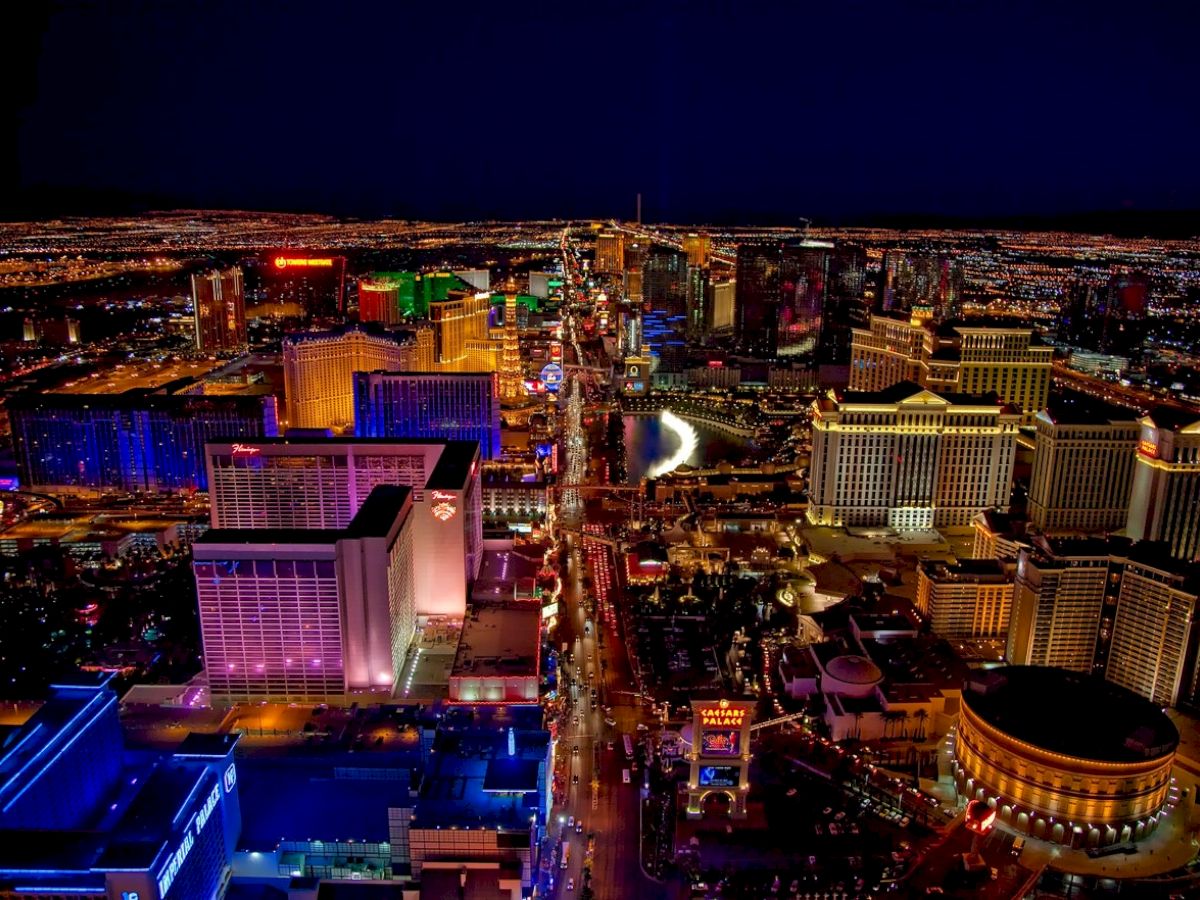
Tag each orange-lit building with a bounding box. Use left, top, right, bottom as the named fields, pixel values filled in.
left=953, top=666, right=1178, bottom=848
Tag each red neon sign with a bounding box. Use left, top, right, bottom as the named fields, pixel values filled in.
left=274, top=257, right=334, bottom=269
left=231, top=444, right=261, bottom=456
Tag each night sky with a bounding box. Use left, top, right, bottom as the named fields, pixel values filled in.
left=8, top=0, right=1200, bottom=224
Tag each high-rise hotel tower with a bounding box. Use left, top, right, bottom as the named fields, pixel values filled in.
left=808, top=382, right=1018, bottom=530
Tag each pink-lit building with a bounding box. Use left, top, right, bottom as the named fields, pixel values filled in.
left=205, top=437, right=482, bottom=617
left=194, top=485, right=415, bottom=704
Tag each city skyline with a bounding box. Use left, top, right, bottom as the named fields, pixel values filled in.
left=4, top=4, right=1200, bottom=896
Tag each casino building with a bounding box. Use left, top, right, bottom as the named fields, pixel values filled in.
left=952, top=666, right=1178, bottom=848
left=205, top=437, right=482, bottom=618
left=0, top=674, right=241, bottom=900
left=354, top=370, right=501, bottom=459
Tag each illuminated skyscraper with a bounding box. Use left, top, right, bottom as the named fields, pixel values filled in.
left=849, top=314, right=1053, bottom=422
left=685, top=264, right=707, bottom=339
left=594, top=229, right=625, bottom=274
left=623, top=240, right=647, bottom=302
left=429, top=289, right=491, bottom=372
left=262, top=253, right=346, bottom=318
left=735, top=240, right=781, bottom=357
left=682, top=233, right=711, bottom=268
left=283, top=324, right=418, bottom=430
left=194, top=484, right=415, bottom=703
left=808, top=382, right=1019, bottom=530
left=1008, top=538, right=1112, bottom=673
left=354, top=371, right=501, bottom=459
left=1028, top=391, right=1139, bottom=534
left=705, top=278, right=736, bottom=332
left=1008, top=538, right=1200, bottom=707
left=880, top=251, right=962, bottom=320
left=1107, top=553, right=1199, bottom=707
left=643, top=247, right=688, bottom=318
left=916, top=558, right=1013, bottom=638
left=192, top=267, right=247, bottom=353
left=778, top=239, right=831, bottom=360
left=825, top=243, right=870, bottom=362
left=618, top=301, right=642, bottom=357
left=0, top=674, right=242, bottom=899
left=499, top=292, right=523, bottom=401
left=8, top=388, right=277, bottom=492
left=205, top=437, right=482, bottom=617
left=1101, top=269, right=1150, bottom=357
left=1127, top=407, right=1200, bottom=562
left=358, top=275, right=403, bottom=325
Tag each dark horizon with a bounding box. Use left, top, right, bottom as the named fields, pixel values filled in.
left=6, top=1, right=1200, bottom=234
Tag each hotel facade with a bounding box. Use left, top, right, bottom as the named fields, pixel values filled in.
left=807, top=382, right=1019, bottom=530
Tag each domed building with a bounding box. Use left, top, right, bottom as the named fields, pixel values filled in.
left=821, top=655, right=883, bottom=697
left=953, top=666, right=1178, bottom=848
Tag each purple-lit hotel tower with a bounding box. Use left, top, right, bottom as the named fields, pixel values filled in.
left=204, top=437, right=482, bottom=617
left=194, top=485, right=416, bottom=703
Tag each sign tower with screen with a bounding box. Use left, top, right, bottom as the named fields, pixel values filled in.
left=687, top=698, right=754, bottom=818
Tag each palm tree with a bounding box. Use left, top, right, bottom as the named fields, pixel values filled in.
left=913, top=709, right=929, bottom=742
left=882, top=709, right=905, bottom=740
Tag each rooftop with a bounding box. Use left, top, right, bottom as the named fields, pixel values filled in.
left=414, top=715, right=549, bottom=830
left=237, top=756, right=414, bottom=848
left=918, top=557, right=1011, bottom=583
left=1042, top=389, right=1140, bottom=426
left=831, top=380, right=1009, bottom=410
left=426, top=441, right=480, bottom=491
left=345, top=485, right=413, bottom=538
left=451, top=606, right=541, bottom=680
left=964, top=666, right=1179, bottom=763
left=0, top=676, right=117, bottom=814
left=1145, top=405, right=1200, bottom=432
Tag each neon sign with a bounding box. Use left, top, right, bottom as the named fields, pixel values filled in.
left=231, top=444, right=261, bottom=456
left=430, top=489, right=458, bottom=522
left=1139, top=438, right=1159, bottom=459
left=274, top=256, right=334, bottom=269
left=698, top=700, right=748, bottom=728
left=157, top=783, right=220, bottom=897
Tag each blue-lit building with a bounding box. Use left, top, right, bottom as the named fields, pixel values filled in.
left=227, top=703, right=548, bottom=898
left=409, top=705, right=550, bottom=895
left=353, top=371, right=501, bottom=460
left=8, top=387, right=278, bottom=493
left=0, top=674, right=241, bottom=900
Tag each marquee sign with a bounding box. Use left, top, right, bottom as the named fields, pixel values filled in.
left=698, top=699, right=748, bottom=728
left=540, top=363, right=564, bottom=391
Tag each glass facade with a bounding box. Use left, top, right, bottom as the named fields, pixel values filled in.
left=354, top=372, right=501, bottom=459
